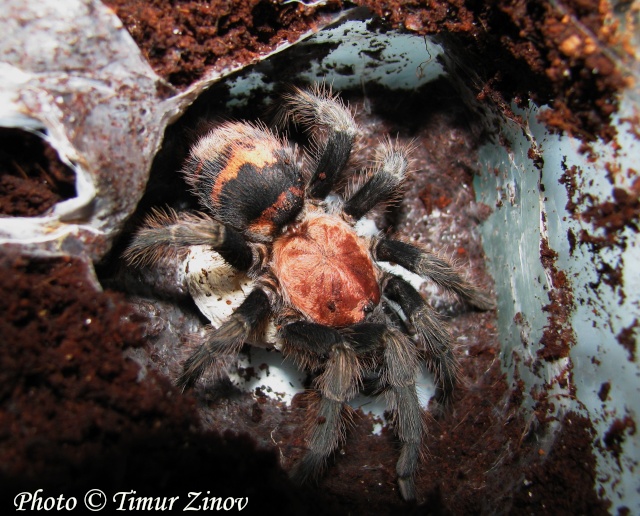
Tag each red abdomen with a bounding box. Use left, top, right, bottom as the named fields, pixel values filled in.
left=183, top=122, right=304, bottom=239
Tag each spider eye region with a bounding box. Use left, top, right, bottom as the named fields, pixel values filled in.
left=184, top=122, right=304, bottom=238
left=273, top=215, right=380, bottom=327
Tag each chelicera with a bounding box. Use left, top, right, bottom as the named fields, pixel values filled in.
left=125, top=84, right=494, bottom=500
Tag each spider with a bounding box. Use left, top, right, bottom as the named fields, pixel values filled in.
left=124, top=84, right=494, bottom=501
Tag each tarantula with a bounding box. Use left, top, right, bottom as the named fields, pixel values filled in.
left=125, top=84, right=493, bottom=500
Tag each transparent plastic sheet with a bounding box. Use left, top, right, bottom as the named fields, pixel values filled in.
left=474, top=97, right=640, bottom=511
left=1, top=0, right=170, bottom=260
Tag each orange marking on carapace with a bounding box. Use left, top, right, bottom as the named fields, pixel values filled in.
left=210, top=142, right=278, bottom=206
left=272, top=214, right=380, bottom=327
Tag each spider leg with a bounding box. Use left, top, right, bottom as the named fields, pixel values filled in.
left=373, top=237, right=495, bottom=310
left=280, top=322, right=363, bottom=484
left=344, top=140, right=410, bottom=220
left=176, top=288, right=270, bottom=391
left=279, top=84, right=357, bottom=199
left=384, top=275, right=458, bottom=403
left=124, top=207, right=253, bottom=271
left=348, top=323, right=425, bottom=501
left=279, top=321, right=342, bottom=370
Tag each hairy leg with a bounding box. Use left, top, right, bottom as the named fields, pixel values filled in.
left=343, top=140, right=410, bottom=220
left=124, top=207, right=253, bottom=271
left=280, top=322, right=362, bottom=483
left=348, top=323, right=425, bottom=501
left=277, top=84, right=357, bottom=199
left=177, top=288, right=270, bottom=390
left=373, top=237, right=495, bottom=310
left=384, top=275, right=458, bottom=403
